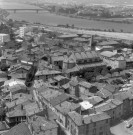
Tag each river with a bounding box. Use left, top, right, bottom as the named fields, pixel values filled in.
left=1, top=2, right=133, bottom=33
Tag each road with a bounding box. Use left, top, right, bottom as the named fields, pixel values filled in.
left=110, top=121, right=133, bottom=135
left=48, top=26, right=133, bottom=41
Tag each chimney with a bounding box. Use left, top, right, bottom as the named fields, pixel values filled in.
left=82, top=119, right=85, bottom=124
left=90, top=35, right=96, bottom=51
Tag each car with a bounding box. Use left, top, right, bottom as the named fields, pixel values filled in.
left=126, top=123, right=132, bottom=128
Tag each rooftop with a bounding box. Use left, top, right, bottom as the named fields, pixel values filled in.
left=49, top=93, right=70, bottom=107
left=55, top=101, right=80, bottom=114
left=40, top=88, right=62, bottom=101
left=3, top=122, right=32, bottom=135
left=31, top=116, right=58, bottom=133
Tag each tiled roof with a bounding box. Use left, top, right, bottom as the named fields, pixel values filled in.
left=49, top=93, right=69, bottom=107
left=3, top=122, right=32, bottom=135
left=68, top=111, right=83, bottom=126
left=114, top=92, right=129, bottom=101
left=79, top=81, right=92, bottom=89
left=96, top=88, right=112, bottom=99
left=88, top=96, right=103, bottom=105
left=0, top=122, right=9, bottom=131
left=35, top=70, right=61, bottom=76
left=31, top=116, right=58, bottom=133
left=95, top=101, right=116, bottom=112
left=87, top=112, right=111, bottom=123
left=53, top=75, right=67, bottom=81
left=40, top=88, right=62, bottom=102
left=24, top=102, right=41, bottom=116
left=55, top=101, right=80, bottom=114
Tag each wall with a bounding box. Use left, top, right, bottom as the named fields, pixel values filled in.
left=45, top=128, right=58, bottom=135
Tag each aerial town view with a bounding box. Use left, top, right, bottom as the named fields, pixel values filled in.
left=1, top=0, right=133, bottom=135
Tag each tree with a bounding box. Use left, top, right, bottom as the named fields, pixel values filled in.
left=84, top=72, right=94, bottom=81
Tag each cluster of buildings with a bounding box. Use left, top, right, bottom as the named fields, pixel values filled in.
left=0, top=22, right=133, bottom=135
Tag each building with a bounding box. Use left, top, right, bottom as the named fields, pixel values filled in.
left=35, top=69, right=62, bottom=81
left=29, top=116, right=58, bottom=135
left=100, top=51, right=126, bottom=69
left=67, top=111, right=111, bottom=135
left=95, top=99, right=123, bottom=125
left=19, top=26, right=30, bottom=38
left=0, top=34, right=10, bottom=43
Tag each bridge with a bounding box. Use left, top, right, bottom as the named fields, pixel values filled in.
left=5, top=8, right=45, bottom=13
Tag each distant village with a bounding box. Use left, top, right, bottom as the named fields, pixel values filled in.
left=0, top=17, right=133, bottom=135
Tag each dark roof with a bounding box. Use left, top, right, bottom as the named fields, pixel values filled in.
left=3, top=122, right=32, bottom=135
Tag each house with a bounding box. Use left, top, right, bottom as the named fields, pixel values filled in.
left=100, top=51, right=126, bottom=69
left=5, top=107, right=26, bottom=127
left=87, top=96, right=104, bottom=106
left=114, top=91, right=132, bottom=118
left=24, top=102, right=44, bottom=117
left=95, top=99, right=123, bottom=125
left=35, top=69, right=62, bottom=81
left=79, top=81, right=99, bottom=97
left=67, top=111, right=111, bottom=135
left=53, top=75, right=70, bottom=87
left=96, top=88, right=112, bottom=99
left=29, top=116, right=58, bottom=135
left=8, top=64, right=30, bottom=74
left=55, top=101, right=81, bottom=128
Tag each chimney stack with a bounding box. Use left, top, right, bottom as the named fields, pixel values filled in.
left=90, top=35, right=96, bottom=51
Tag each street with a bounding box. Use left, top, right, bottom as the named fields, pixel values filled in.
left=110, top=121, right=133, bottom=135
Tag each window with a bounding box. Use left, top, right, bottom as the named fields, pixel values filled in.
left=106, top=119, right=108, bottom=123
left=93, top=128, right=96, bottom=134
left=93, top=122, right=96, bottom=127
